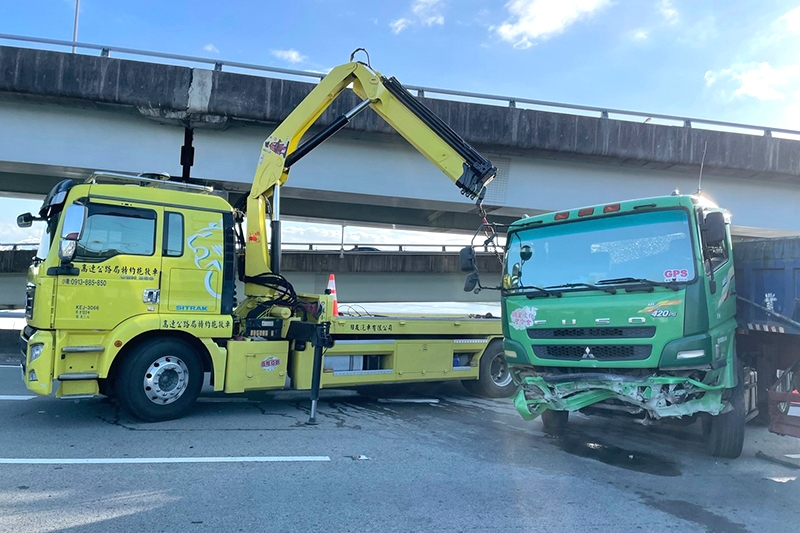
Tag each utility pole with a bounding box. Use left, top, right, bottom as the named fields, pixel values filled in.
left=72, top=0, right=80, bottom=53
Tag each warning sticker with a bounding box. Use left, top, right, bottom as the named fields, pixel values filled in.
left=260, top=357, right=280, bottom=371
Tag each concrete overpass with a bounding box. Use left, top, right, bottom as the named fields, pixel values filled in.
left=1, top=42, right=800, bottom=237
left=0, top=247, right=503, bottom=308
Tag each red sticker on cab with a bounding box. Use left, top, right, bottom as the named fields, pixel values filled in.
left=664, top=269, right=689, bottom=280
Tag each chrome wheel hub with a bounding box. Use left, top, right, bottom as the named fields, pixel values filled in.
left=143, top=356, right=189, bottom=405
left=490, top=354, right=512, bottom=387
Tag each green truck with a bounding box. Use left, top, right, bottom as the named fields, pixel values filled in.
left=473, top=193, right=750, bottom=457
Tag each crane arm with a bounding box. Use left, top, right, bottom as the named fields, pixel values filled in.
left=245, top=59, right=497, bottom=294
left=249, top=60, right=496, bottom=202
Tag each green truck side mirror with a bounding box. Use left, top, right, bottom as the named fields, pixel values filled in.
left=703, top=212, right=726, bottom=245
left=459, top=246, right=477, bottom=272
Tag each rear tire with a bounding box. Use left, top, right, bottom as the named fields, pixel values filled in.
left=703, top=365, right=745, bottom=459
left=541, top=410, right=569, bottom=435
left=116, top=338, right=203, bottom=422
left=462, top=341, right=519, bottom=398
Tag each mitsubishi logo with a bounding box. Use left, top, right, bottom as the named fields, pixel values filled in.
left=582, top=347, right=596, bottom=360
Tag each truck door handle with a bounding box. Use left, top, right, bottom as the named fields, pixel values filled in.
left=143, top=289, right=160, bottom=304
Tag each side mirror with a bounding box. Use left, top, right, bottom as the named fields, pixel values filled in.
left=703, top=212, right=726, bottom=245
left=463, top=272, right=480, bottom=293
left=520, top=245, right=532, bottom=262
left=58, top=203, right=87, bottom=264
left=16, top=212, right=34, bottom=228
left=60, top=204, right=87, bottom=241
left=459, top=246, right=477, bottom=273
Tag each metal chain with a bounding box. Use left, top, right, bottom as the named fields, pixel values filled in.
left=477, top=199, right=504, bottom=266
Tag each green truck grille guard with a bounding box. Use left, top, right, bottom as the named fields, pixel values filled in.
left=514, top=374, right=726, bottom=421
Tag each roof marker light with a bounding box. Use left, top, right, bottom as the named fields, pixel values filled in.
left=554, top=212, right=570, bottom=220
left=578, top=208, right=594, bottom=217
left=603, top=204, right=621, bottom=213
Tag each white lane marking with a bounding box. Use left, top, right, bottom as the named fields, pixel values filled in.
left=786, top=454, right=800, bottom=459
left=0, top=395, right=35, bottom=401
left=0, top=456, right=331, bottom=464
left=0, top=364, right=22, bottom=368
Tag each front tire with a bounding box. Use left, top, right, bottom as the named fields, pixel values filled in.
left=116, top=338, right=203, bottom=422
left=541, top=410, right=569, bottom=435
left=703, top=366, right=745, bottom=459
left=462, top=341, right=519, bottom=398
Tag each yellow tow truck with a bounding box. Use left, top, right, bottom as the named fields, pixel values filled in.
left=16, top=54, right=512, bottom=421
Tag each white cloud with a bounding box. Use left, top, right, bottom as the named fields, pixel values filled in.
left=631, top=29, right=649, bottom=41
left=658, top=0, right=678, bottom=25
left=203, top=44, right=219, bottom=54
left=704, top=62, right=798, bottom=101
left=270, top=49, right=307, bottom=64
left=412, top=0, right=445, bottom=26
left=494, top=0, right=611, bottom=49
left=390, top=0, right=445, bottom=34
left=390, top=18, right=411, bottom=34
left=780, top=6, right=800, bottom=33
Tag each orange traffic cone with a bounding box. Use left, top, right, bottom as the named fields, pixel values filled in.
left=327, top=273, right=339, bottom=316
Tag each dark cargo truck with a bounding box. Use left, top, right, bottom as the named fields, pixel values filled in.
left=734, top=237, right=800, bottom=439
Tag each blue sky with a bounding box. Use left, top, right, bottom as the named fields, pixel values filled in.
left=1, top=0, right=800, bottom=243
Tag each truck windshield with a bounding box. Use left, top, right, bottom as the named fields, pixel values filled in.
left=505, top=209, right=696, bottom=291
left=35, top=226, right=51, bottom=262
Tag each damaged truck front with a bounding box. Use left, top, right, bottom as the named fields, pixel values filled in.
left=498, top=194, right=747, bottom=458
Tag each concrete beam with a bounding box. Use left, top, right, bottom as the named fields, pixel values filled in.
left=2, top=45, right=799, bottom=182
left=0, top=250, right=502, bottom=275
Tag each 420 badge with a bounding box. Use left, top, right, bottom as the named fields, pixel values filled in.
left=638, top=299, right=681, bottom=318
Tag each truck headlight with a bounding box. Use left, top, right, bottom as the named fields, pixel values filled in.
left=676, top=349, right=705, bottom=360
left=29, top=343, right=44, bottom=362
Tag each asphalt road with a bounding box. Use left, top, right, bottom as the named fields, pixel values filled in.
left=0, top=364, right=799, bottom=533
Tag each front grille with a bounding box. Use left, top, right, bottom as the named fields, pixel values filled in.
left=532, top=344, right=652, bottom=361
left=528, top=327, right=655, bottom=339
left=25, top=284, right=35, bottom=319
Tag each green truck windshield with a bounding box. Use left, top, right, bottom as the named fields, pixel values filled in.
left=505, top=209, right=696, bottom=290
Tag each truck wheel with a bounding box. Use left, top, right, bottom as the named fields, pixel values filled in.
left=462, top=342, right=519, bottom=398
left=541, top=410, right=569, bottom=435
left=703, top=367, right=745, bottom=459
left=116, top=338, right=203, bottom=422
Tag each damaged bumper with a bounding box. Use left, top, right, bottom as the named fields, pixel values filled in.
left=514, top=372, right=725, bottom=421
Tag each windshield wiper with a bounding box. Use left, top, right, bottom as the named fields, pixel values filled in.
left=596, top=277, right=681, bottom=291
left=545, top=283, right=617, bottom=295
left=504, top=285, right=562, bottom=298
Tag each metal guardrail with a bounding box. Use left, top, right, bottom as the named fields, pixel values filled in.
left=283, top=243, right=499, bottom=253
left=2, top=33, right=799, bottom=139
left=0, top=243, right=37, bottom=251
left=2, top=242, right=495, bottom=253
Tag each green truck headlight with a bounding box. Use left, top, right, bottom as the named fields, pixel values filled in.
left=29, top=343, right=44, bottom=362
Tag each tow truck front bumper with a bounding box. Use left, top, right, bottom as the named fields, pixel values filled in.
left=20, top=328, right=56, bottom=396
left=514, top=373, right=726, bottom=421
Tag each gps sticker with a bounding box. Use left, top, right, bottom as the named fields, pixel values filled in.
left=664, top=269, right=689, bottom=281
